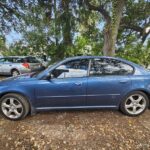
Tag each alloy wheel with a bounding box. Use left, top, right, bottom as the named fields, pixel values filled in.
left=1, top=97, right=23, bottom=119
left=125, top=94, right=146, bottom=115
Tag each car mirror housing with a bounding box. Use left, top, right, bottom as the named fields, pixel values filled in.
left=43, top=72, right=51, bottom=80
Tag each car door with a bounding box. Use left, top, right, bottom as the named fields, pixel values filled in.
left=86, top=58, right=133, bottom=107
left=35, top=59, right=89, bottom=108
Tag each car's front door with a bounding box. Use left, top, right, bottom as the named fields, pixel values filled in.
left=86, top=58, right=133, bottom=107
left=0, top=58, right=5, bottom=74
left=1, top=58, right=13, bottom=75
left=35, top=59, right=89, bottom=108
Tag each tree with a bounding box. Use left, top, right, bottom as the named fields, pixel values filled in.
left=0, top=0, right=149, bottom=58
left=119, top=0, right=150, bottom=46
left=0, top=35, right=7, bottom=54
left=85, top=0, right=126, bottom=56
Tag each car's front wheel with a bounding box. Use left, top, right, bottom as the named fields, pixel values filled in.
left=0, top=93, right=29, bottom=120
left=120, top=91, right=149, bottom=116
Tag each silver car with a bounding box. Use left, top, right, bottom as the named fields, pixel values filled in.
left=0, top=56, right=43, bottom=76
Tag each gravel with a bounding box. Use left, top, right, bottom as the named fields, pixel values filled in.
left=0, top=76, right=150, bottom=150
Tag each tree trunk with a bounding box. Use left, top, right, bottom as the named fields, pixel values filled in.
left=61, top=0, right=72, bottom=46
left=103, top=0, right=125, bottom=56
left=103, top=24, right=114, bottom=56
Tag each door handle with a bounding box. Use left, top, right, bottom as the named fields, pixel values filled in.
left=119, top=80, right=128, bottom=83
left=75, top=82, right=82, bottom=86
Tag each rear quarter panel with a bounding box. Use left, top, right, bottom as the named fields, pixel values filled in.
left=129, top=75, right=150, bottom=94
left=11, top=63, right=31, bottom=74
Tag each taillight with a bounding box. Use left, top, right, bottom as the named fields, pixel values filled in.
left=22, top=63, right=30, bottom=69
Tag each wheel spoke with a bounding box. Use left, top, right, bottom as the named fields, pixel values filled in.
left=15, top=104, right=22, bottom=108
left=2, top=103, right=10, bottom=108
left=10, top=98, right=14, bottom=105
left=13, top=109, right=21, bottom=117
left=129, top=96, right=134, bottom=102
left=125, top=103, right=133, bottom=109
left=7, top=109, right=12, bottom=116
left=136, top=96, right=143, bottom=103
left=133, top=106, right=137, bottom=113
left=137, top=103, right=145, bottom=109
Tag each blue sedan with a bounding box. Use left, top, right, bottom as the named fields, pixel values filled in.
left=0, top=56, right=150, bottom=120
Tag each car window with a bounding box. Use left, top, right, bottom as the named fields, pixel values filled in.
left=4, top=58, right=13, bottom=63
left=16, top=58, right=26, bottom=63
left=0, top=58, right=5, bottom=62
left=90, top=58, right=133, bottom=76
left=26, top=57, right=40, bottom=63
left=12, top=58, right=19, bottom=63
left=51, top=59, right=89, bottom=78
left=0, top=58, right=19, bottom=63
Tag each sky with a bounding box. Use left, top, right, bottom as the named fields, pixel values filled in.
left=5, top=30, right=22, bottom=46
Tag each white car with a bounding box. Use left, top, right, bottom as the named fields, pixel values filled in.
left=0, top=56, right=43, bottom=76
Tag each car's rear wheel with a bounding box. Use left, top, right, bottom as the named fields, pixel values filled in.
left=120, top=91, right=149, bottom=116
left=0, top=93, right=29, bottom=120
left=11, top=69, right=20, bottom=77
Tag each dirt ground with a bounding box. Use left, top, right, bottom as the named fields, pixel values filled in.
left=0, top=76, right=150, bottom=150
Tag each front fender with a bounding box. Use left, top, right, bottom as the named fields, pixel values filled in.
left=0, top=85, right=36, bottom=114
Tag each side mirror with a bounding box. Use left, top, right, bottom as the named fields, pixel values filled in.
left=44, top=72, right=52, bottom=80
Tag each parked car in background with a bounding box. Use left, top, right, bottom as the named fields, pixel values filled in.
left=36, top=55, right=51, bottom=68
left=0, top=56, right=44, bottom=76
left=0, top=56, right=150, bottom=120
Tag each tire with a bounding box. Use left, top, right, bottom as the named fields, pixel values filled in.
left=11, top=69, right=20, bottom=77
left=0, top=93, right=30, bottom=120
left=120, top=91, right=149, bottom=116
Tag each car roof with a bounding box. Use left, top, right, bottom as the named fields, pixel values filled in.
left=1, top=56, right=36, bottom=58
left=65, top=55, right=131, bottom=63
left=65, top=55, right=145, bottom=69
left=67, top=56, right=148, bottom=72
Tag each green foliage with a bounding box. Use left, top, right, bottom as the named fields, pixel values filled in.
left=71, top=36, right=103, bottom=56
left=3, top=41, right=29, bottom=56
left=117, top=44, right=150, bottom=68
left=0, top=36, right=7, bottom=54
left=0, top=0, right=150, bottom=63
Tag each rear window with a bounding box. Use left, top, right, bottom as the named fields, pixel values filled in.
left=16, top=57, right=40, bottom=63
left=26, top=57, right=40, bottom=63
left=16, top=58, right=24, bottom=63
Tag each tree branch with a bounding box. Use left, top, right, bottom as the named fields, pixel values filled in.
left=120, top=24, right=143, bottom=33
left=142, top=29, right=150, bottom=44
left=85, top=1, right=111, bottom=23
left=120, top=23, right=150, bottom=44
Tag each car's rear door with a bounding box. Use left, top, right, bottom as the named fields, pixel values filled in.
left=86, top=58, right=133, bottom=107
left=35, top=59, right=89, bottom=108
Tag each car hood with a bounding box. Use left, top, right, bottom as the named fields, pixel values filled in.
left=0, top=73, right=37, bottom=85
